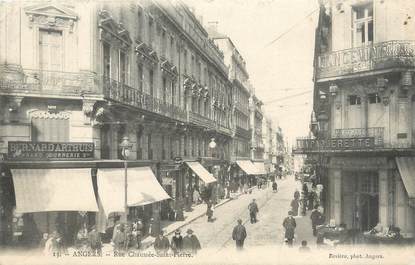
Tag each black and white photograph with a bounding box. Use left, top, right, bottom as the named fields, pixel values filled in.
left=0, top=0, right=414, bottom=264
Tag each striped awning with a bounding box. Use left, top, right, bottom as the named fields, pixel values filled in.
left=11, top=168, right=98, bottom=213
left=97, top=167, right=170, bottom=216
left=253, top=162, right=267, bottom=175
left=395, top=157, right=415, bottom=199
left=185, top=162, right=217, bottom=184
left=236, top=160, right=260, bottom=175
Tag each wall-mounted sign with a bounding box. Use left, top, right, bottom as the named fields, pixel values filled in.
left=294, top=137, right=376, bottom=153
left=8, top=142, right=94, bottom=160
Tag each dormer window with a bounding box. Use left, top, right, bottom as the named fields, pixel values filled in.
left=349, top=95, right=361, bottom=105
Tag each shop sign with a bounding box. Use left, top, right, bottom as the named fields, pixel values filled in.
left=295, top=137, right=375, bottom=152
left=7, top=141, right=95, bottom=160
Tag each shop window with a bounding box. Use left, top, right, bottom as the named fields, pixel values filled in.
left=349, top=95, right=361, bottom=105
left=170, top=137, right=174, bottom=159
left=352, top=4, right=374, bottom=47
left=149, top=69, right=154, bottom=96
left=148, top=134, right=153, bottom=160
left=184, top=135, right=188, bottom=156
left=117, top=125, right=126, bottom=159
left=161, top=136, right=166, bottom=160
left=100, top=125, right=111, bottom=159
left=136, top=132, right=142, bottom=160
left=368, top=93, right=381, bottom=104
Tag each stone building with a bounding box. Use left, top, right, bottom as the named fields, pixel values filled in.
left=0, top=0, right=236, bottom=247
left=295, top=0, right=415, bottom=238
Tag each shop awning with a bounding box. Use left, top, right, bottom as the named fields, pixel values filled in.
left=253, top=162, right=267, bottom=175
left=395, top=157, right=415, bottom=199
left=236, top=160, right=260, bottom=175
left=97, top=167, right=170, bottom=216
left=185, top=162, right=217, bottom=184
left=11, top=168, right=98, bottom=213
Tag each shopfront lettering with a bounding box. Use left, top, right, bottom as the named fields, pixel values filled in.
left=296, top=137, right=375, bottom=152
left=7, top=142, right=94, bottom=160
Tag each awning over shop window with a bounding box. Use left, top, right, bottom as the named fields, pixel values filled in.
left=185, top=162, right=217, bottom=184
left=253, top=162, right=267, bottom=175
left=11, top=168, right=98, bottom=213
left=395, top=157, right=415, bottom=199
left=236, top=160, right=260, bottom=175
left=97, top=167, right=171, bottom=216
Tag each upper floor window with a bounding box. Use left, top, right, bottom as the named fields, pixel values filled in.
left=137, top=64, right=143, bottom=92
left=352, top=4, right=373, bottom=47
left=149, top=69, right=154, bottom=96
left=368, top=93, right=381, bottom=104
left=148, top=16, right=154, bottom=48
left=103, top=42, right=111, bottom=78
left=170, top=36, right=175, bottom=63
left=137, top=8, right=143, bottom=41
left=39, top=29, right=63, bottom=71
left=349, top=95, right=362, bottom=105
left=161, top=29, right=167, bottom=57
left=119, top=51, right=127, bottom=83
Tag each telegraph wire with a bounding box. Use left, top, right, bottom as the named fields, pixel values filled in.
left=262, top=90, right=313, bottom=104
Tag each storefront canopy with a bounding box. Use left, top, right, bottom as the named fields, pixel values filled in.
left=395, top=157, right=415, bottom=199
left=185, top=162, right=217, bottom=184
left=236, top=160, right=260, bottom=175
left=253, top=162, right=267, bottom=175
left=11, top=168, right=99, bottom=213
left=97, top=167, right=170, bottom=216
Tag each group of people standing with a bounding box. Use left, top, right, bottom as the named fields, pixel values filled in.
left=154, top=229, right=201, bottom=255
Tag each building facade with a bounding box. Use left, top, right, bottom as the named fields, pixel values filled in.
left=0, top=0, right=242, bottom=247
left=295, top=0, right=415, bottom=238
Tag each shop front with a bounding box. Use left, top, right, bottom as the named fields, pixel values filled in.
left=235, top=160, right=261, bottom=189
left=184, top=161, right=217, bottom=205
left=327, top=156, right=415, bottom=241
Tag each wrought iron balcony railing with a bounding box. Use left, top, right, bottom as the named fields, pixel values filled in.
left=334, top=127, right=384, bottom=146
left=316, top=40, right=415, bottom=80
left=188, top=111, right=215, bottom=129
left=103, top=77, right=187, bottom=121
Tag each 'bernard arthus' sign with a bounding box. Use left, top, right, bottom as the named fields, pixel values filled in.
left=8, top=142, right=95, bottom=160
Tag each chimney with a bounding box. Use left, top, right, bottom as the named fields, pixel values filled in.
left=207, top=21, right=219, bottom=33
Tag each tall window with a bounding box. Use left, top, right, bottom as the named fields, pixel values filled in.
left=119, top=51, right=127, bottom=83
left=161, top=30, right=167, bottom=57
left=137, top=8, right=143, bottom=41
left=184, top=135, right=188, bottom=156
left=162, top=77, right=167, bottom=103
left=171, top=81, right=175, bottom=106
left=352, top=4, right=373, bottom=47
left=137, top=64, right=143, bottom=92
left=136, top=132, right=142, bottom=160
left=148, top=17, right=154, bottom=48
left=184, top=50, right=188, bottom=75
left=149, top=69, right=154, bottom=96
left=170, top=36, right=175, bottom=63
left=147, top=134, right=152, bottom=160
left=191, top=55, right=195, bottom=78
left=39, top=29, right=63, bottom=71
left=161, top=135, right=165, bottom=160
left=103, top=42, right=111, bottom=78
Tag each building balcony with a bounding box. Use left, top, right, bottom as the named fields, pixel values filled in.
left=188, top=111, right=215, bottom=129
left=103, top=77, right=187, bottom=121
left=0, top=68, right=99, bottom=97
left=217, top=124, right=232, bottom=136
left=316, top=40, right=415, bottom=81
left=235, top=126, right=251, bottom=139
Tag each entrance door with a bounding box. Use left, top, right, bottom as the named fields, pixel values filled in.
left=360, top=193, right=379, bottom=231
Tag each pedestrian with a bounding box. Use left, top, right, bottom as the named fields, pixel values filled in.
left=299, top=240, right=310, bottom=252
left=290, top=197, right=300, bottom=216
left=283, top=211, right=296, bottom=247
left=112, top=223, right=126, bottom=252
left=171, top=229, right=183, bottom=254
left=232, top=219, right=247, bottom=250
left=39, top=233, right=48, bottom=251
left=132, top=219, right=143, bottom=249
left=206, top=200, right=214, bottom=222
left=182, top=229, right=201, bottom=255
left=248, top=199, right=259, bottom=224
left=294, top=190, right=300, bottom=200
left=301, top=191, right=307, bottom=216
left=43, top=233, right=54, bottom=256
left=193, top=189, right=201, bottom=204
left=308, top=190, right=315, bottom=211
left=302, top=183, right=309, bottom=198
left=87, top=225, right=102, bottom=255
left=272, top=181, right=278, bottom=192
left=154, top=230, right=170, bottom=255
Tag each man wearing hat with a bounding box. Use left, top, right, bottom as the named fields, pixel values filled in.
left=182, top=228, right=201, bottom=255
left=171, top=229, right=183, bottom=254
left=232, top=219, right=247, bottom=250
left=88, top=225, right=102, bottom=255
left=282, top=211, right=296, bottom=247
left=154, top=230, right=170, bottom=255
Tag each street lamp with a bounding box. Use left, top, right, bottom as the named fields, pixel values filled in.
left=209, top=138, right=216, bottom=157
left=120, top=136, right=132, bottom=223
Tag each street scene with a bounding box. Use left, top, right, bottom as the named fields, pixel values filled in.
left=1, top=0, right=415, bottom=264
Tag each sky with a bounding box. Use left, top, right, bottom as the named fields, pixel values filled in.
left=184, top=0, right=319, bottom=145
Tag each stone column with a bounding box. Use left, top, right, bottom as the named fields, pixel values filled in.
left=379, top=169, right=389, bottom=226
